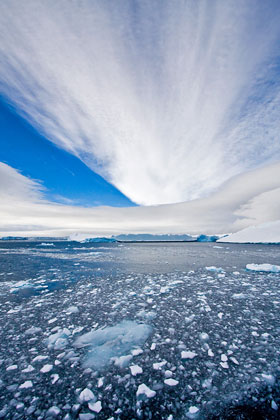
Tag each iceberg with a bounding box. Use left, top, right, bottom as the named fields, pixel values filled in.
left=68, top=233, right=117, bottom=243
left=74, top=320, right=152, bottom=369
left=196, top=234, right=219, bottom=242
left=218, top=220, right=280, bottom=243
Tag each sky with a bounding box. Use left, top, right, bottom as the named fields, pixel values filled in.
left=0, top=0, right=280, bottom=237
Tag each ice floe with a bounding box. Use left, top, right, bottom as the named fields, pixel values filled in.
left=74, top=320, right=152, bottom=368
left=246, top=263, right=280, bottom=273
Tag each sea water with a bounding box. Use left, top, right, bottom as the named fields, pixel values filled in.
left=0, top=241, right=279, bottom=419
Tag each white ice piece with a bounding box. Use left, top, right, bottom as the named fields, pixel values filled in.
left=164, top=378, right=178, bottom=386
left=153, top=361, right=167, bottom=370
left=261, top=373, right=275, bottom=386
left=46, top=406, right=61, bottom=416
left=6, top=365, right=17, bottom=371
left=113, top=355, right=132, bottom=368
left=246, top=263, right=280, bottom=273
left=130, top=365, right=143, bottom=376
left=19, top=381, right=33, bottom=389
left=46, top=328, right=71, bottom=350
left=22, top=365, right=35, bottom=373
left=79, top=388, right=96, bottom=403
left=88, top=401, right=102, bottom=413
left=66, top=305, right=79, bottom=314
left=181, top=351, right=197, bottom=359
left=136, top=384, right=156, bottom=399
left=40, top=364, right=53, bottom=373
left=205, top=266, right=224, bottom=273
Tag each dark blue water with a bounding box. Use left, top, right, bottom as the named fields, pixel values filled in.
left=0, top=241, right=279, bottom=419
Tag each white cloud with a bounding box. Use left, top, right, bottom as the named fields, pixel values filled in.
left=0, top=1, right=280, bottom=205
left=0, top=161, right=280, bottom=237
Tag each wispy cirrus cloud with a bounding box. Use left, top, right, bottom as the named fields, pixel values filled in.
left=0, top=0, right=280, bottom=205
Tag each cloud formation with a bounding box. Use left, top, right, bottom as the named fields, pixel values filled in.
left=1, top=0, right=280, bottom=205
left=0, top=162, right=280, bottom=237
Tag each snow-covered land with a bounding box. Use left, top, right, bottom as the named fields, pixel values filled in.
left=218, top=220, right=280, bottom=243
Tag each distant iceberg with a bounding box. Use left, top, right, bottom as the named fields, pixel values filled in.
left=68, top=233, right=117, bottom=243
left=83, top=237, right=117, bottom=243
left=218, top=220, right=280, bottom=244
left=112, top=233, right=194, bottom=242
left=69, top=233, right=195, bottom=242
left=196, top=234, right=219, bottom=242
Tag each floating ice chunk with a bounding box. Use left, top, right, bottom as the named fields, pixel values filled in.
left=164, top=378, right=178, bottom=386
left=187, top=406, right=200, bottom=418
left=113, top=355, right=132, bottom=368
left=232, top=293, right=247, bottom=299
left=25, top=326, right=42, bottom=335
left=6, top=365, right=17, bottom=371
left=189, top=406, right=199, bottom=414
left=246, top=263, right=280, bottom=273
left=230, top=357, right=239, bottom=365
left=22, top=365, right=35, bottom=372
left=88, top=401, right=102, bottom=413
left=271, top=400, right=278, bottom=410
left=97, top=377, right=104, bottom=388
left=185, top=315, right=195, bottom=324
left=181, top=351, right=197, bottom=359
left=261, top=373, right=275, bottom=386
left=164, top=370, right=173, bottom=378
left=32, top=355, right=49, bottom=364
left=75, top=321, right=152, bottom=369
left=137, top=310, right=157, bottom=320
left=40, top=364, right=53, bottom=373
left=130, top=365, right=143, bottom=376
left=153, top=360, right=167, bottom=370
left=46, top=406, right=60, bottom=416
left=79, top=414, right=95, bottom=420
left=199, top=332, right=209, bottom=341
left=48, top=318, right=57, bottom=324
left=51, top=374, right=59, bottom=384
left=46, top=328, right=71, bottom=350
left=220, top=362, right=229, bottom=369
left=202, top=378, right=212, bottom=388
left=136, top=384, right=156, bottom=400
left=221, top=354, right=228, bottom=362
left=19, top=380, right=33, bottom=389
left=208, top=349, right=214, bottom=357
left=205, top=266, right=224, bottom=273
left=79, top=388, right=96, bottom=403
left=66, top=306, right=79, bottom=314
left=131, top=348, right=143, bottom=356
left=150, top=342, right=156, bottom=350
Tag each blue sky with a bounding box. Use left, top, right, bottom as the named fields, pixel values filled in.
left=0, top=0, right=280, bottom=237
left=0, top=98, right=134, bottom=207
